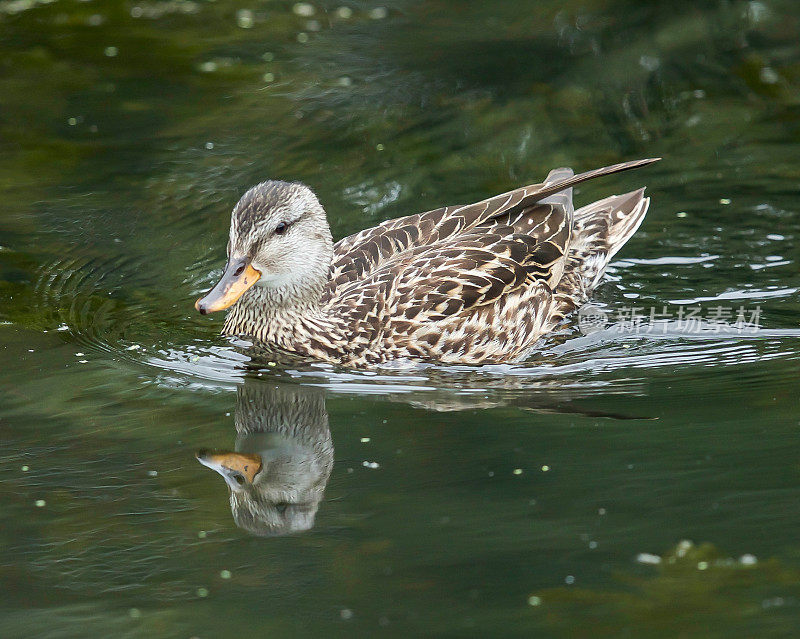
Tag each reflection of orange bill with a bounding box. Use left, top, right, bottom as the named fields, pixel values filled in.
left=196, top=450, right=263, bottom=484
left=195, top=259, right=260, bottom=314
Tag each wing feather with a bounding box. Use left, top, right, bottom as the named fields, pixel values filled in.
left=328, top=227, right=562, bottom=341
left=327, top=157, right=659, bottom=320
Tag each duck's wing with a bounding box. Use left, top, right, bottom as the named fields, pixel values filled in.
left=328, top=198, right=569, bottom=296
left=329, top=220, right=568, bottom=335
left=328, top=158, right=658, bottom=293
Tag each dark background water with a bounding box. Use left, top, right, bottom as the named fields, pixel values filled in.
left=2, top=0, right=800, bottom=636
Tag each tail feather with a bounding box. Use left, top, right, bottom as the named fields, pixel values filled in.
left=556, top=188, right=651, bottom=297
left=577, top=187, right=649, bottom=260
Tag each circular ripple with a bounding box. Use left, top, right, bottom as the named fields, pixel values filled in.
left=31, top=245, right=800, bottom=404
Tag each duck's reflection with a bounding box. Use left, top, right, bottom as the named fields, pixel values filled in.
left=197, top=380, right=333, bottom=536
left=197, top=371, right=649, bottom=536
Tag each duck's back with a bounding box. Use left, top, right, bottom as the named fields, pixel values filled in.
left=321, top=159, right=655, bottom=364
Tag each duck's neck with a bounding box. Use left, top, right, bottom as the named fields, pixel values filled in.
left=222, top=280, right=342, bottom=356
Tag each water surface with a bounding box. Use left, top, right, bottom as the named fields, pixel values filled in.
left=2, top=0, right=800, bottom=636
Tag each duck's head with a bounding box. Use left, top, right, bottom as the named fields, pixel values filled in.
left=195, top=180, right=333, bottom=314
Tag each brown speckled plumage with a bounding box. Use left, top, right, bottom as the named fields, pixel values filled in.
left=203, top=159, right=657, bottom=366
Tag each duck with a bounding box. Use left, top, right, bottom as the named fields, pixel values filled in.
left=195, top=158, right=659, bottom=366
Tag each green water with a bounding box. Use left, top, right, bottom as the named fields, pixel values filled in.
left=2, top=0, right=800, bottom=636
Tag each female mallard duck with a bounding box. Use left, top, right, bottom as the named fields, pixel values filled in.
left=195, top=158, right=658, bottom=366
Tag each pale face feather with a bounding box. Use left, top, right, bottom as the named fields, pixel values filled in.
left=229, top=180, right=333, bottom=296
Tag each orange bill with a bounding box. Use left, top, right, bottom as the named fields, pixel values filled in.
left=195, top=258, right=260, bottom=314
left=196, top=449, right=263, bottom=489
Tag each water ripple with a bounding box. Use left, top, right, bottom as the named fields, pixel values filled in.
left=28, top=235, right=800, bottom=406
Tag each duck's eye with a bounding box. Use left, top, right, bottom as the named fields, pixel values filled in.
left=233, top=474, right=246, bottom=485
left=274, top=222, right=288, bottom=235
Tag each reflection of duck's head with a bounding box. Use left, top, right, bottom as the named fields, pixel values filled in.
left=197, top=380, right=333, bottom=536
